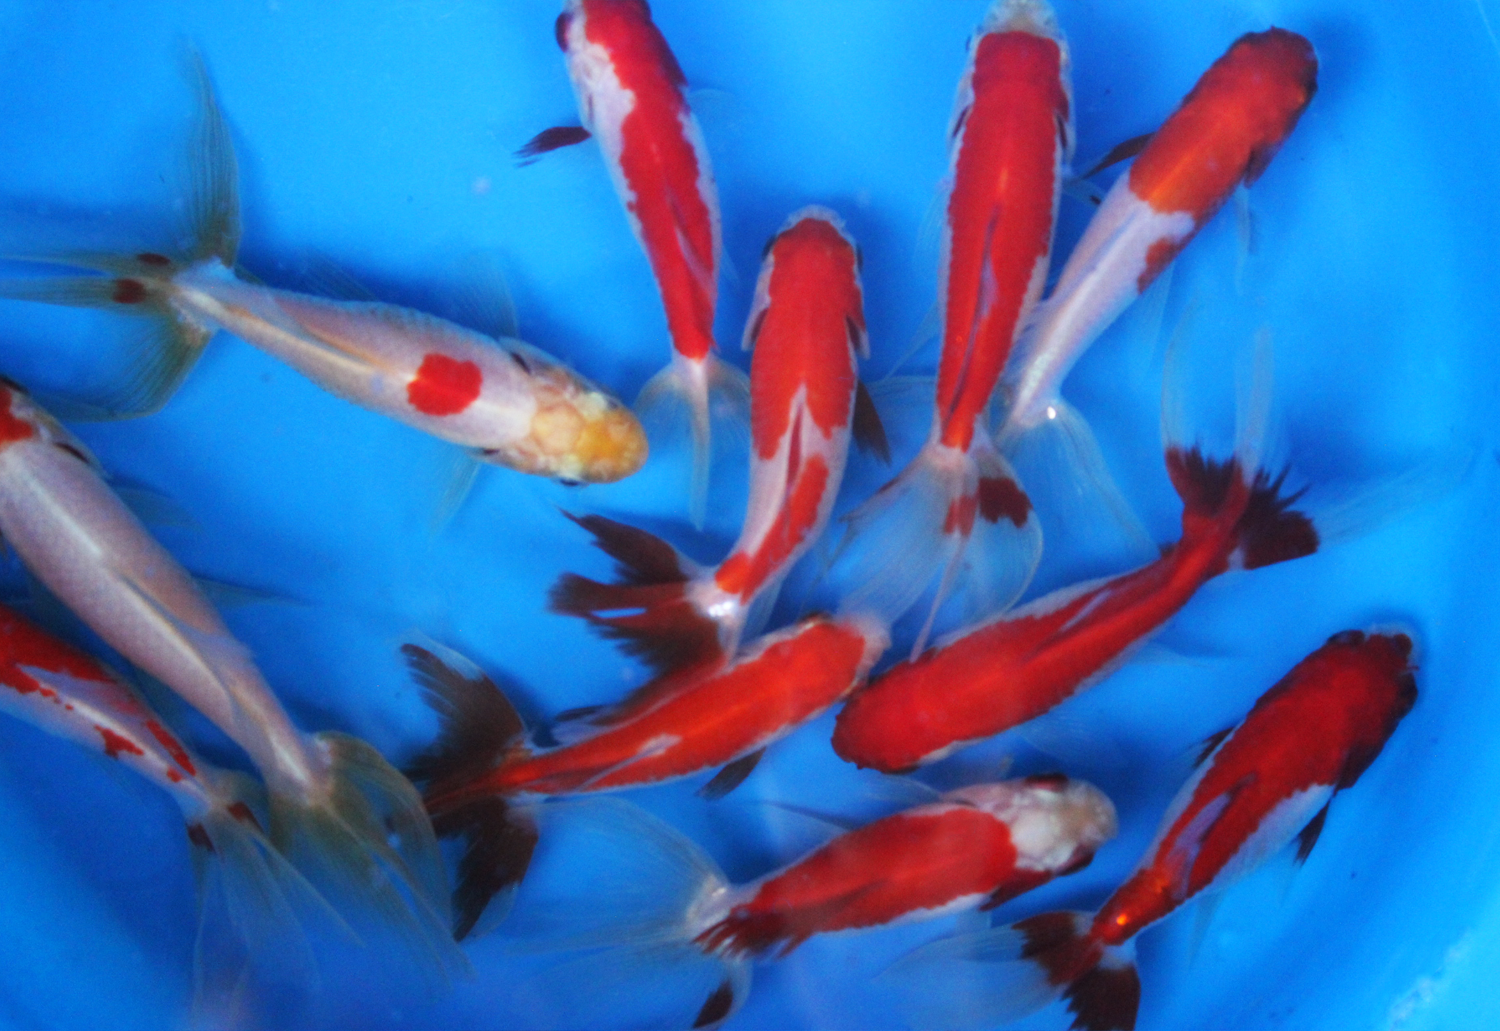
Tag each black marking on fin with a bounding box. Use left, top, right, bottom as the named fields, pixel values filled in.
left=852, top=381, right=890, bottom=463
left=1084, top=130, right=1156, bottom=178
left=1194, top=727, right=1233, bottom=767
left=402, top=642, right=525, bottom=788
left=692, top=979, right=736, bottom=1029
left=1294, top=802, right=1330, bottom=865
left=432, top=796, right=539, bottom=940
left=515, top=125, right=592, bottom=166
left=554, top=704, right=606, bottom=724
left=698, top=748, right=765, bottom=801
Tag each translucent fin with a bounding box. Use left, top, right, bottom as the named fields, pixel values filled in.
left=179, top=47, right=242, bottom=265
left=448, top=250, right=520, bottom=341
left=885, top=302, right=940, bottom=379
left=270, top=734, right=470, bottom=990
left=112, top=482, right=199, bottom=530
left=502, top=797, right=727, bottom=952
left=881, top=925, right=1065, bottom=1031
left=635, top=353, right=751, bottom=530
left=1233, top=186, right=1256, bottom=295
left=834, top=437, right=1039, bottom=653
left=0, top=275, right=133, bottom=309
left=1003, top=397, right=1156, bottom=587
left=430, top=450, right=482, bottom=537
left=189, top=775, right=351, bottom=1030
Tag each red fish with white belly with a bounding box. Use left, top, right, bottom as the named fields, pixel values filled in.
left=405, top=612, right=889, bottom=938
left=999, top=29, right=1317, bottom=456
left=551, top=207, right=883, bottom=663
left=482, top=775, right=1114, bottom=1029
left=834, top=437, right=1320, bottom=772
left=887, top=629, right=1416, bottom=1031
left=839, top=0, right=1069, bottom=650
left=521, top=0, right=747, bottom=521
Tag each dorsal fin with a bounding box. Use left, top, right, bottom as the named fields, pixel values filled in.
left=1082, top=131, right=1155, bottom=178
left=697, top=748, right=765, bottom=801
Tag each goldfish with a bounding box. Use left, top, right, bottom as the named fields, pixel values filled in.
left=0, top=381, right=466, bottom=982
left=551, top=207, right=884, bottom=662
left=0, top=55, right=644, bottom=484
left=887, top=628, right=1416, bottom=1031
left=838, top=0, right=1068, bottom=652
left=0, top=601, right=334, bottom=1023
left=995, top=29, right=1316, bottom=525
left=519, top=0, right=748, bottom=524
left=404, top=613, right=889, bottom=938
left=833, top=338, right=1321, bottom=772
left=498, top=778, right=1115, bottom=1028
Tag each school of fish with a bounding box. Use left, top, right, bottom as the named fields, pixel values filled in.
left=0, top=2, right=1443, bottom=1029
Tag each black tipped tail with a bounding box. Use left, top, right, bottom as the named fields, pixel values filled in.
left=552, top=513, right=723, bottom=675
left=431, top=796, right=538, bottom=941
left=1165, top=447, right=1318, bottom=571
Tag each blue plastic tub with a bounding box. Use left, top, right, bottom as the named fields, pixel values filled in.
left=0, top=2, right=1493, bottom=1028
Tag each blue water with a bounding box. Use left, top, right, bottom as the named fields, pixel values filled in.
left=0, top=1, right=1495, bottom=1028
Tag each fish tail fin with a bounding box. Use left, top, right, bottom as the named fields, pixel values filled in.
left=0, top=49, right=237, bottom=417
left=401, top=639, right=540, bottom=938
left=549, top=512, right=723, bottom=674
left=882, top=911, right=1139, bottom=1031
left=503, top=798, right=750, bottom=1029
left=187, top=771, right=349, bottom=1029
left=833, top=434, right=1040, bottom=651
left=1162, top=327, right=1317, bottom=570
left=268, top=733, right=470, bottom=990
left=636, top=352, right=750, bottom=530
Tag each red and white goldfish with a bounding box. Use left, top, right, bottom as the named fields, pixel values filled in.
left=839, top=0, right=1068, bottom=649
left=552, top=208, right=882, bottom=660
left=520, top=0, right=747, bottom=523
left=405, top=613, right=889, bottom=938
left=834, top=349, right=1321, bottom=772
left=503, top=778, right=1114, bottom=1028
left=0, top=382, right=466, bottom=981
left=0, top=57, right=644, bottom=484
left=889, top=629, right=1416, bottom=1031
left=997, top=29, right=1316, bottom=488
left=0, top=601, right=332, bottom=1023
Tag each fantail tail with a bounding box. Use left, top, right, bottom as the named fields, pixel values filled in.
left=402, top=639, right=541, bottom=941
left=832, top=431, right=1041, bottom=656
left=0, top=48, right=238, bottom=418
left=548, top=511, right=725, bottom=673
left=635, top=352, right=750, bottom=531
left=882, top=910, right=1140, bottom=1031
left=497, top=797, right=749, bottom=1030
left=267, top=732, right=471, bottom=990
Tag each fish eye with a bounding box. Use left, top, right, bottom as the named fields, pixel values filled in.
left=1326, top=629, right=1365, bottom=647
left=557, top=477, right=583, bottom=488
left=554, top=12, right=572, bottom=50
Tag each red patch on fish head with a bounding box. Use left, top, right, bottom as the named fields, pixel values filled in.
left=407, top=354, right=483, bottom=416
left=978, top=475, right=1031, bottom=528
left=96, top=726, right=145, bottom=760
left=0, top=387, right=37, bottom=444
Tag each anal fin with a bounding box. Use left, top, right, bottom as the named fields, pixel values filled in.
left=697, top=747, right=764, bottom=801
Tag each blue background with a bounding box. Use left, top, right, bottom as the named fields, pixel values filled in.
left=0, top=1, right=1494, bottom=1028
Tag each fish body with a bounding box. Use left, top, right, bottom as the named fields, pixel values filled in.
left=0, top=56, right=644, bottom=484
left=552, top=208, right=874, bottom=658
left=695, top=775, right=1115, bottom=959
left=423, top=613, right=887, bottom=806
left=165, top=259, right=644, bottom=481
left=833, top=446, right=1319, bottom=772
left=0, top=382, right=318, bottom=791
left=835, top=0, right=1068, bottom=645
left=1002, top=28, right=1317, bottom=436
left=0, top=383, right=465, bottom=978
left=900, top=630, right=1415, bottom=1031
left=526, top=0, right=744, bottom=522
